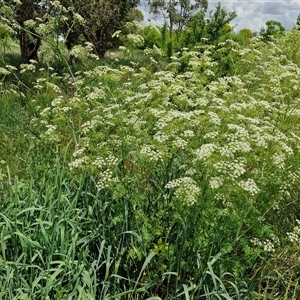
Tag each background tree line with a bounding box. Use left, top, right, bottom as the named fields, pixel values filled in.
left=0, top=0, right=140, bottom=63
left=0, top=0, right=290, bottom=65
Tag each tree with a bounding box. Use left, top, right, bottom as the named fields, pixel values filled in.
left=180, top=3, right=236, bottom=48
left=205, top=2, right=237, bottom=43
left=239, top=28, right=253, bottom=39
left=235, top=28, right=253, bottom=46
left=125, top=7, right=144, bottom=23
left=1, top=0, right=74, bottom=64
left=147, top=0, right=208, bottom=40
left=296, top=14, right=300, bottom=30
left=1, top=0, right=46, bottom=63
left=1, top=0, right=140, bottom=63
left=143, top=22, right=162, bottom=48
left=179, top=11, right=206, bottom=48
left=260, top=20, right=285, bottom=40
left=61, top=0, right=140, bottom=58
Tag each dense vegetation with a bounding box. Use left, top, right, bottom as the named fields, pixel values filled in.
left=1, top=1, right=300, bottom=299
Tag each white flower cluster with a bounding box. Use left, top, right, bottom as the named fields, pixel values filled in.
left=68, top=157, right=88, bottom=171
left=73, top=148, right=86, bottom=158
left=51, top=0, right=63, bottom=9
left=153, top=132, right=169, bottom=144
left=93, top=153, right=118, bottom=169
left=270, top=234, right=280, bottom=246
left=50, top=97, right=62, bottom=107
left=0, top=67, right=10, bottom=75
left=208, top=111, right=221, bottom=126
left=172, top=137, right=188, bottom=149
left=195, top=143, right=217, bottom=161
left=140, top=145, right=163, bottom=162
left=204, top=69, right=215, bottom=76
left=219, top=141, right=251, bottom=158
left=251, top=234, right=280, bottom=253
left=263, top=240, right=276, bottom=253
left=287, top=232, right=299, bottom=244
left=81, top=118, right=100, bottom=135
left=155, top=110, right=200, bottom=130
left=41, top=125, right=59, bottom=142
left=154, top=71, right=175, bottom=83
left=69, top=45, right=84, bottom=58
left=39, top=107, right=51, bottom=117
left=278, top=140, right=293, bottom=155
left=287, top=220, right=300, bottom=244
left=238, top=178, right=260, bottom=196
left=209, top=176, right=224, bottom=189
left=90, top=154, right=119, bottom=191
left=204, top=131, right=219, bottom=140
left=272, top=153, right=286, bottom=169
left=165, top=177, right=200, bottom=205
left=227, top=124, right=249, bottom=139
left=20, top=63, right=36, bottom=73
left=46, top=83, right=61, bottom=94
left=96, top=170, right=118, bottom=190
left=185, top=168, right=197, bottom=176
left=213, top=159, right=246, bottom=180
left=5, top=65, right=17, bottom=72
left=127, top=34, right=144, bottom=47
left=182, top=130, right=195, bottom=138
left=37, top=23, right=51, bottom=36
left=45, top=124, right=57, bottom=134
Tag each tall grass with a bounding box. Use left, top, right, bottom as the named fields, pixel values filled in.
left=1, top=29, right=300, bottom=299
left=1, top=154, right=256, bottom=299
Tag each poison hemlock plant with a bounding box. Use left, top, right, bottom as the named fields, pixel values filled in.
left=1, top=20, right=300, bottom=299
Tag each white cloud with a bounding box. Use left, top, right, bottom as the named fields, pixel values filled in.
left=138, top=0, right=300, bottom=32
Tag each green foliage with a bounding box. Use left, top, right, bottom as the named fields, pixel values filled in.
left=179, top=3, right=237, bottom=50
left=125, top=7, right=144, bottom=23
left=239, top=28, right=253, bottom=40
left=239, top=28, right=253, bottom=39
left=0, top=22, right=11, bottom=39
left=1, top=0, right=140, bottom=63
left=0, top=22, right=17, bottom=63
left=260, top=20, right=285, bottom=41
left=60, top=0, right=140, bottom=57
left=2, top=20, right=300, bottom=299
left=296, top=14, right=300, bottom=30
left=230, top=28, right=254, bottom=47
left=116, top=21, right=145, bottom=51
left=179, top=11, right=206, bottom=48
left=143, top=22, right=162, bottom=48
left=277, top=29, right=300, bottom=67
left=205, top=2, right=237, bottom=43
left=147, top=0, right=208, bottom=40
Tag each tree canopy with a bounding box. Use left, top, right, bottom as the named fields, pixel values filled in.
left=179, top=3, right=237, bottom=49
left=147, top=0, right=208, bottom=39
left=62, top=0, right=140, bottom=58
left=296, top=13, right=300, bottom=30
left=260, top=20, right=285, bottom=40
left=1, top=0, right=141, bottom=62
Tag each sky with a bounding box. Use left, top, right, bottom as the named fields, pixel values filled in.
left=138, top=0, right=300, bottom=33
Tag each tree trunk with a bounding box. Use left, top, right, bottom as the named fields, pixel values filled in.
left=83, top=29, right=106, bottom=59
left=169, top=19, right=173, bottom=39
left=19, top=30, right=41, bottom=63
